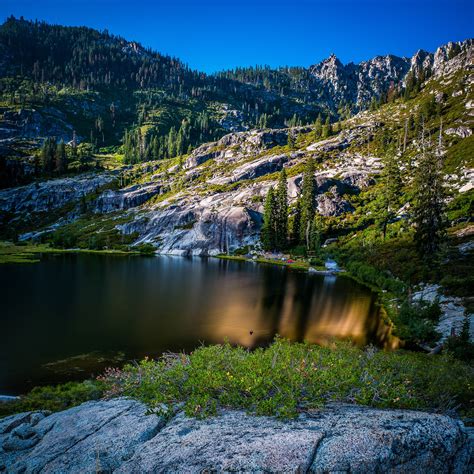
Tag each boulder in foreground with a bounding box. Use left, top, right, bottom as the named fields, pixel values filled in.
left=0, top=398, right=471, bottom=473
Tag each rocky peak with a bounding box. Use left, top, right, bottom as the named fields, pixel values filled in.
left=409, top=49, right=433, bottom=76
left=432, top=39, right=473, bottom=76
left=307, top=39, right=473, bottom=109
left=310, top=53, right=346, bottom=82
left=309, top=53, right=409, bottom=109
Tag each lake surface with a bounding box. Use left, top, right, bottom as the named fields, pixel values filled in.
left=0, top=255, right=392, bottom=394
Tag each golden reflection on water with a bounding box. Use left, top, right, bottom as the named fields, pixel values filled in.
left=203, top=267, right=398, bottom=349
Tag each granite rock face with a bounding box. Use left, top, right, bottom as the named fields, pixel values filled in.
left=0, top=399, right=471, bottom=473
left=0, top=172, right=118, bottom=214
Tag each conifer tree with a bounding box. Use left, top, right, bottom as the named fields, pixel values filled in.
left=300, top=158, right=316, bottom=246
left=291, top=199, right=302, bottom=245
left=375, top=151, right=402, bottom=239
left=322, top=116, right=332, bottom=138
left=275, top=169, right=288, bottom=249
left=313, top=114, right=322, bottom=139
left=411, top=126, right=446, bottom=259
left=40, top=137, right=56, bottom=173
left=55, top=140, right=67, bottom=174
left=287, top=132, right=295, bottom=149
left=261, top=188, right=277, bottom=251
left=308, top=215, right=322, bottom=252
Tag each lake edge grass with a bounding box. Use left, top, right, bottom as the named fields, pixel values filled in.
left=0, top=241, right=144, bottom=264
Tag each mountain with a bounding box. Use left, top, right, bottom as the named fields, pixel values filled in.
left=1, top=34, right=472, bottom=252
left=223, top=40, right=473, bottom=111
left=0, top=17, right=471, bottom=191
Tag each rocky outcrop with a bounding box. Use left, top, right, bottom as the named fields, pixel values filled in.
left=0, top=107, right=75, bottom=143
left=412, top=284, right=474, bottom=342
left=0, top=399, right=471, bottom=473
left=93, top=182, right=162, bottom=213
left=0, top=172, right=118, bottom=214
left=316, top=186, right=354, bottom=217
left=119, top=184, right=268, bottom=255
left=445, top=126, right=473, bottom=139
left=184, top=128, right=300, bottom=170
left=208, top=153, right=291, bottom=185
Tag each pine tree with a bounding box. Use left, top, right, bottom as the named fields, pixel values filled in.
left=322, top=116, right=332, bottom=138
left=275, top=169, right=288, bottom=249
left=313, top=114, right=322, bottom=139
left=308, top=215, right=322, bottom=253
left=411, top=126, right=446, bottom=259
left=40, top=137, right=56, bottom=173
left=300, top=158, right=316, bottom=246
left=375, top=152, right=402, bottom=239
left=287, top=132, right=295, bottom=149
left=261, top=188, right=277, bottom=251
left=55, top=140, right=67, bottom=174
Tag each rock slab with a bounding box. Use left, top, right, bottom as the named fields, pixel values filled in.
left=0, top=399, right=471, bottom=473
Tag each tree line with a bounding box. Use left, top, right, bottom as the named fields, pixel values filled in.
left=122, top=113, right=220, bottom=164
left=261, top=121, right=447, bottom=261
left=261, top=158, right=322, bottom=253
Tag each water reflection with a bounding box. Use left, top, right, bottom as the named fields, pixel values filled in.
left=0, top=255, right=395, bottom=394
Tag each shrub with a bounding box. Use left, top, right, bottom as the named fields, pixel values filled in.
left=394, top=301, right=441, bottom=345
left=100, top=338, right=473, bottom=419
left=0, top=380, right=103, bottom=418
left=135, top=243, right=156, bottom=255
left=444, top=320, right=474, bottom=362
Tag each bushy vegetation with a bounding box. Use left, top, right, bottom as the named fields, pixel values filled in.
left=395, top=301, right=441, bottom=346
left=99, top=338, right=473, bottom=419
left=0, top=380, right=103, bottom=418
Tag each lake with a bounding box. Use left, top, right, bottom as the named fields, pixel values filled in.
left=0, top=254, right=392, bottom=395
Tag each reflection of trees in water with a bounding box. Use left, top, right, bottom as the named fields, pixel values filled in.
left=290, top=274, right=318, bottom=342
left=362, top=298, right=399, bottom=349
left=252, top=265, right=288, bottom=347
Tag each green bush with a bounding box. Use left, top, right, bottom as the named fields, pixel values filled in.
left=440, top=275, right=474, bottom=297
left=234, top=246, right=251, bottom=256
left=444, top=320, right=474, bottom=362
left=101, top=338, right=473, bottom=419
left=135, top=243, right=156, bottom=255
left=394, top=301, right=441, bottom=345
left=0, top=380, right=103, bottom=418
left=345, top=260, right=405, bottom=294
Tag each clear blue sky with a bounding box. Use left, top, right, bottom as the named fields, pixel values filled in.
left=1, top=0, right=473, bottom=72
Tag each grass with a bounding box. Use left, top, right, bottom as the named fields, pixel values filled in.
left=0, top=381, right=104, bottom=418
left=216, top=254, right=310, bottom=271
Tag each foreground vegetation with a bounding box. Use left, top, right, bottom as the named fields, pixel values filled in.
left=2, top=339, right=472, bottom=420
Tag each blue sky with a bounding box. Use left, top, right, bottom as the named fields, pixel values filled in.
left=1, top=0, right=473, bottom=72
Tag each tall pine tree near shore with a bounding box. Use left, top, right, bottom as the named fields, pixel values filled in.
left=275, top=169, right=288, bottom=249
left=262, top=188, right=277, bottom=251
left=291, top=199, right=302, bottom=245
left=375, top=151, right=403, bottom=239
left=300, top=158, right=316, bottom=247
